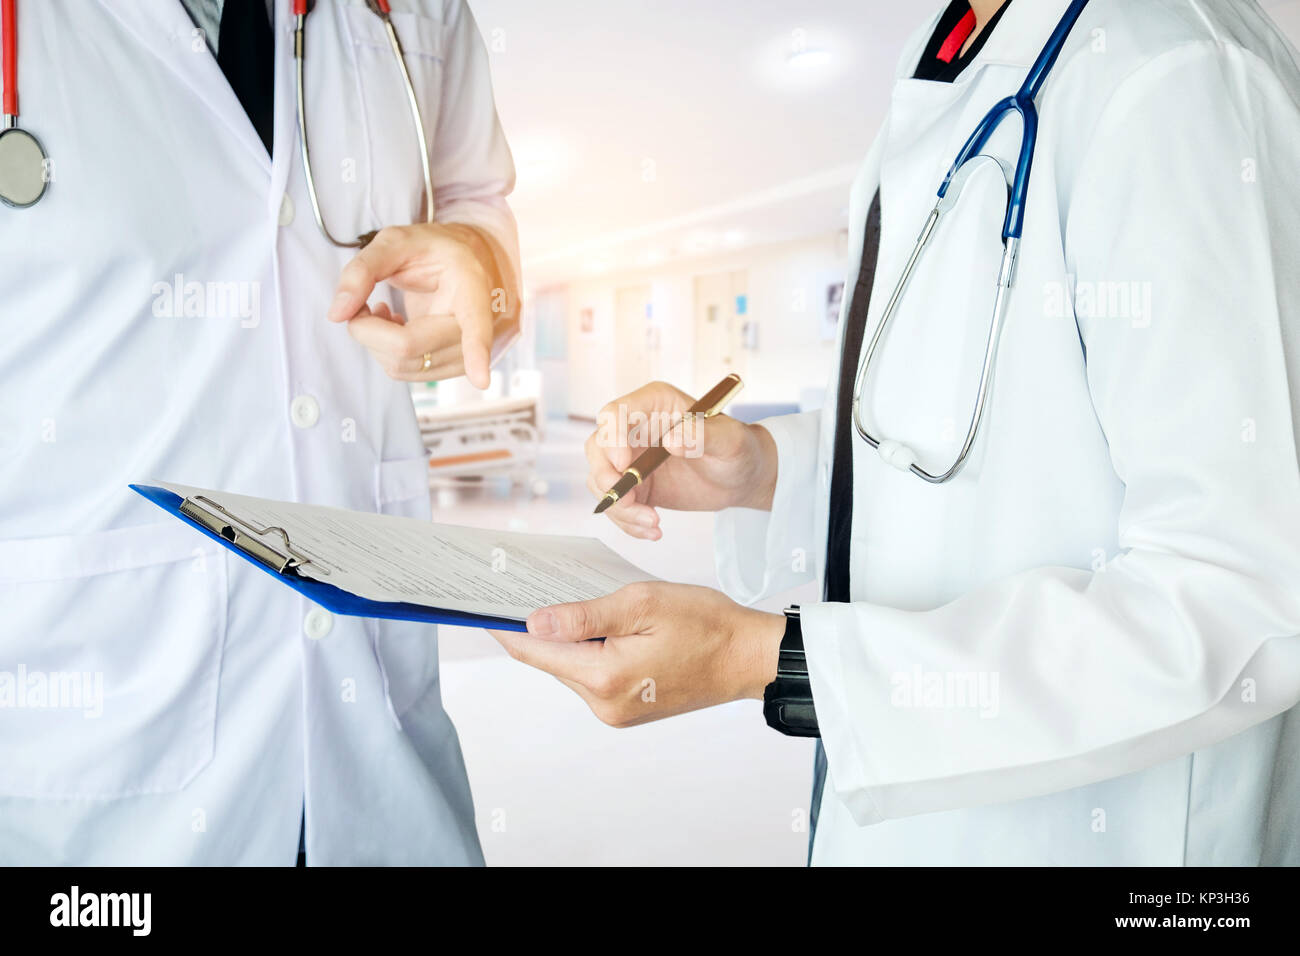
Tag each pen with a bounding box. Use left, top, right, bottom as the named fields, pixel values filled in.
left=593, top=373, right=744, bottom=515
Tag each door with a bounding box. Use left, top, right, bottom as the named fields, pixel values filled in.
left=693, top=271, right=748, bottom=387
left=615, top=284, right=655, bottom=393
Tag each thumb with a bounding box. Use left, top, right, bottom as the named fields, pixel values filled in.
left=526, top=586, right=651, bottom=642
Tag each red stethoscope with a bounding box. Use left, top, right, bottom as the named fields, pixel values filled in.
left=0, top=0, right=48, bottom=208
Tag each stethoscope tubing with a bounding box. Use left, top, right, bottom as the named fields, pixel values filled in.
left=3, top=0, right=18, bottom=121
left=850, top=0, right=1092, bottom=483
left=938, top=0, right=1090, bottom=241
left=294, top=0, right=435, bottom=247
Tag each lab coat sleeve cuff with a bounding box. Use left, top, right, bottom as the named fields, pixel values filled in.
left=799, top=601, right=885, bottom=826
left=714, top=411, right=820, bottom=605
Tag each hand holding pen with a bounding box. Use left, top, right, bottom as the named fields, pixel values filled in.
left=584, top=375, right=779, bottom=540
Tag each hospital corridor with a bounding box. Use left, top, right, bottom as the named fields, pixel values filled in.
left=435, top=421, right=817, bottom=866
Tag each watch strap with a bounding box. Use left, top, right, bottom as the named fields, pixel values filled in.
left=763, top=606, right=820, bottom=737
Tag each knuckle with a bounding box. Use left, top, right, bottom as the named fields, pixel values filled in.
left=622, top=581, right=655, bottom=610
left=461, top=251, right=488, bottom=281
left=569, top=604, right=595, bottom=638
left=588, top=670, right=617, bottom=699
left=395, top=338, right=424, bottom=362
left=372, top=226, right=403, bottom=248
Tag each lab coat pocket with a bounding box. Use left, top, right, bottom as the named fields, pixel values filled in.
left=375, top=454, right=432, bottom=517
left=344, top=5, right=446, bottom=228
left=0, top=522, right=227, bottom=799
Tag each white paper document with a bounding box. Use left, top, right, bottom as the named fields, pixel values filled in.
left=157, top=481, right=655, bottom=622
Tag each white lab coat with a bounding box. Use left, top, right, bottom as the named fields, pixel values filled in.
left=0, top=0, right=518, bottom=864
left=717, top=0, right=1300, bottom=865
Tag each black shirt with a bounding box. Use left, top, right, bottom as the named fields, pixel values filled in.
left=216, top=0, right=276, bottom=155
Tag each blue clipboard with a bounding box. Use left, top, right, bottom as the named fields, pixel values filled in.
left=130, top=483, right=528, bottom=632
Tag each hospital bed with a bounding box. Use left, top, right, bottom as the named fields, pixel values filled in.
left=413, top=391, right=547, bottom=497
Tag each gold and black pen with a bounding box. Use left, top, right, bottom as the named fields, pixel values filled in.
left=593, top=373, right=744, bottom=515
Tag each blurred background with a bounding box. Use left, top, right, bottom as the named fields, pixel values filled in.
left=421, top=0, right=1300, bottom=865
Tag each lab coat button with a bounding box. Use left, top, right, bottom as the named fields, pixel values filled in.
left=278, top=193, right=295, bottom=227
left=290, top=395, right=320, bottom=429
left=304, top=608, right=333, bottom=640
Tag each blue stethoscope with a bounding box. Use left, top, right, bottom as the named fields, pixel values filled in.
left=851, top=0, right=1091, bottom=483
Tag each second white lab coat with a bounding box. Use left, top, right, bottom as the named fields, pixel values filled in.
left=0, top=0, right=517, bottom=864
left=717, top=0, right=1300, bottom=865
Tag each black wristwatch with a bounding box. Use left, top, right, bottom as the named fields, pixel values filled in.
left=762, top=606, right=820, bottom=737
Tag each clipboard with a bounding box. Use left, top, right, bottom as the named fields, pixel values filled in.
left=130, top=483, right=528, bottom=632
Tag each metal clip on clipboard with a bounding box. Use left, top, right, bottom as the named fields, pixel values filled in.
left=178, top=495, right=326, bottom=577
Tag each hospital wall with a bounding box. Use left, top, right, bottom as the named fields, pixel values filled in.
left=529, top=230, right=851, bottom=418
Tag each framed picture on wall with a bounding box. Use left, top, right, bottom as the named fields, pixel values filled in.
left=579, top=306, right=595, bottom=335
left=822, top=281, right=845, bottom=341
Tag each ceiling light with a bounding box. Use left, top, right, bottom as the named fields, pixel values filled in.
left=786, top=48, right=833, bottom=70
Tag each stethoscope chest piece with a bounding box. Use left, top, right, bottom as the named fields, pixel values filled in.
left=0, top=124, right=47, bottom=208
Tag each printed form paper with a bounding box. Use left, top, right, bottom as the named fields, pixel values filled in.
left=158, top=482, right=655, bottom=622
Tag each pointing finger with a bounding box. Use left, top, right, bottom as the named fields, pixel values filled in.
left=329, top=229, right=408, bottom=322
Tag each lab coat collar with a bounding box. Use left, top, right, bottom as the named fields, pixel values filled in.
left=96, top=0, right=272, bottom=174
left=976, top=0, right=1076, bottom=71
left=897, top=0, right=1076, bottom=82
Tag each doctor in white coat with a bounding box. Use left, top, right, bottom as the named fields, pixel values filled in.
left=494, top=0, right=1300, bottom=865
left=0, top=0, right=518, bottom=864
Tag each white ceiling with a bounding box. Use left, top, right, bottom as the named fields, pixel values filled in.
left=468, top=0, right=1300, bottom=286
